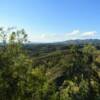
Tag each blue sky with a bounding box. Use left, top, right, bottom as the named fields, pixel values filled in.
left=0, top=0, right=100, bottom=42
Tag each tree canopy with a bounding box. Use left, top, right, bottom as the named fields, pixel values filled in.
left=0, top=28, right=100, bottom=100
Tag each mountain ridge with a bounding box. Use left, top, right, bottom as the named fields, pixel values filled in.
left=29, top=39, right=100, bottom=45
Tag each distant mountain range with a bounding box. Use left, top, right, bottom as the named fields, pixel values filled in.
left=24, top=39, right=100, bottom=57
left=0, top=39, right=100, bottom=46
left=53, top=39, right=100, bottom=45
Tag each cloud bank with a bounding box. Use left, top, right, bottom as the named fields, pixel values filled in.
left=28, top=30, right=98, bottom=43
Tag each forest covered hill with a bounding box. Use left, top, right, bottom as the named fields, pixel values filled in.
left=0, top=29, right=100, bottom=100
left=24, top=39, right=100, bottom=56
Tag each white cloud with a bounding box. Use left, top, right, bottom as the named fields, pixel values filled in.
left=82, top=31, right=96, bottom=37
left=66, top=30, right=80, bottom=36
left=27, top=30, right=97, bottom=43
left=28, top=33, right=60, bottom=43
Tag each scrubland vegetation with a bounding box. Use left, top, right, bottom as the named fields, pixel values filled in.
left=0, top=28, right=100, bottom=100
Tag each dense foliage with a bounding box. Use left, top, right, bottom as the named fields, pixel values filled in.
left=0, top=28, right=100, bottom=100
